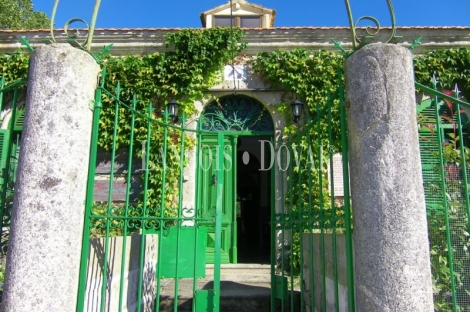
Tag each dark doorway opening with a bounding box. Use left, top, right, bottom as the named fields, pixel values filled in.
left=236, top=136, right=271, bottom=264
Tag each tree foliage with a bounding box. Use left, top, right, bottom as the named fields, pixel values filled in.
left=0, top=0, right=50, bottom=30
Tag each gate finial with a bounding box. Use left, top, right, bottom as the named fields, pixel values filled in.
left=343, top=0, right=402, bottom=49
left=50, top=0, right=102, bottom=52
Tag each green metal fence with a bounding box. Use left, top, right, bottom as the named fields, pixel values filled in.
left=271, top=82, right=355, bottom=312
left=76, top=69, right=226, bottom=312
left=416, top=80, right=470, bottom=312
left=0, top=76, right=26, bottom=256
left=3, top=68, right=469, bottom=312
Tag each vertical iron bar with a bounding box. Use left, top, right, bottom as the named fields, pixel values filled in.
left=232, top=136, right=238, bottom=263
left=155, top=108, right=170, bottom=312
left=192, top=126, right=203, bottom=312
left=136, top=102, right=153, bottom=312
left=118, top=95, right=138, bottom=312
left=280, top=133, right=286, bottom=312
left=295, top=132, right=305, bottom=311
left=270, top=135, right=276, bottom=312
left=213, top=132, right=224, bottom=312
left=306, top=114, right=316, bottom=311
left=173, top=113, right=187, bottom=312
left=328, top=93, right=340, bottom=312
left=339, top=73, right=355, bottom=312
left=431, top=80, right=458, bottom=311
left=454, top=91, right=470, bottom=220
left=316, top=98, right=327, bottom=312
left=99, top=83, right=121, bottom=312
left=287, top=133, right=294, bottom=312
left=76, top=70, right=105, bottom=311
left=0, top=76, right=5, bottom=229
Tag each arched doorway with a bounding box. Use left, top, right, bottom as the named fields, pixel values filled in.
left=197, top=94, right=274, bottom=264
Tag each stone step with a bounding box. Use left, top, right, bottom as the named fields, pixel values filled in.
left=158, top=265, right=300, bottom=311
left=204, top=264, right=271, bottom=283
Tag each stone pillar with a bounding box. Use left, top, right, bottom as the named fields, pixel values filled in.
left=1, top=45, right=100, bottom=312
left=345, top=44, right=433, bottom=311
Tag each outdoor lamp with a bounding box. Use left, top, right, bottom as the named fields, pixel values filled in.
left=291, top=99, right=303, bottom=123
left=167, top=99, right=179, bottom=123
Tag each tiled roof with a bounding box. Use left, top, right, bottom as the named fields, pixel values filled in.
left=0, top=26, right=469, bottom=55
left=1, top=26, right=469, bottom=33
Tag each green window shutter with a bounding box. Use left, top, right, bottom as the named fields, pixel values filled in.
left=0, top=130, right=10, bottom=187
left=13, top=109, right=25, bottom=132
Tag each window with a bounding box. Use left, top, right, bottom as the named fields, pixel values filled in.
left=214, top=16, right=262, bottom=28
left=240, top=17, right=261, bottom=28
left=214, top=17, right=235, bottom=27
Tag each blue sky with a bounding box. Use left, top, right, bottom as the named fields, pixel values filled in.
left=33, top=0, right=470, bottom=29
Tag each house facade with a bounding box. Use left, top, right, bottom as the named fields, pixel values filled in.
left=1, top=4, right=470, bottom=310
left=0, top=0, right=470, bottom=265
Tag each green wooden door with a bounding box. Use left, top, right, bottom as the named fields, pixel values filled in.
left=199, top=135, right=236, bottom=264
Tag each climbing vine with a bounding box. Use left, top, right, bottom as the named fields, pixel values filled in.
left=2, top=39, right=470, bottom=278
left=97, top=27, right=247, bottom=211
left=0, top=27, right=247, bottom=214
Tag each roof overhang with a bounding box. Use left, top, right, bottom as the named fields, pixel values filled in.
left=0, top=27, right=469, bottom=56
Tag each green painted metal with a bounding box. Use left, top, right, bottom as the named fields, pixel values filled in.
left=270, top=77, right=355, bottom=311
left=200, top=95, right=273, bottom=132
left=212, top=132, right=224, bottom=312
left=73, top=68, right=219, bottom=311
left=416, top=79, right=470, bottom=311
left=160, top=227, right=207, bottom=278
left=76, top=69, right=104, bottom=311
left=50, top=0, right=102, bottom=52
left=197, top=95, right=274, bottom=265
left=231, top=135, right=238, bottom=263
left=195, top=289, right=214, bottom=312
left=339, top=75, right=356, bottom=311
left=343, top=0, right=401, bottom=49
left=409, top=36, right=423, bottom=51
left=0, top=78, right=27, bottom=260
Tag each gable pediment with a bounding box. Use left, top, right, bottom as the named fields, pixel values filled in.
left=200, top=0, right=276, bottom=28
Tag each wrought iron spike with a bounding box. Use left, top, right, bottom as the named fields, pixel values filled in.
left=132, top=94, right=139, bottom=106
left=19, top=37, right=34, bottom=52
left=99, top=67, right=107, bottom=88
left=409, top=36, right=422, bottom=51
left=330, top=39, right=349, bottom=56
left=115, top=81, right=122, bottom=97
left=432, top=73, right=438, bottom=88
left=95, top=44, right=113, bottom=61
left=454, top=84, right=460, bottom=95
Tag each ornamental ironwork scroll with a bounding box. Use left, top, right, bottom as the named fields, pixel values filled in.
left=344, top=0, right=401, bottom=49
left=200, top=95, right=273, bottom=132
left=50, top=0, right=102, bottom=51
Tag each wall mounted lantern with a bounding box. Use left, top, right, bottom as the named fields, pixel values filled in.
left=291, top=99, right=303, bottom=123
left=167, top=99, right=179, bottom=123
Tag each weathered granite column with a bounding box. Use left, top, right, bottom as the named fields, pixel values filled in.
left=345, top=44, right=433, bottom=311
left=1, top=45, right=99, bottom=312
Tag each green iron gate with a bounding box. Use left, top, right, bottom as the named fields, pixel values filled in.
left=270, top=84, right=355, bottom=312
left=416, top=80, right=470, bottom=312
left=75, top=70, right=226, bottom=312
left=4, top=70, right=469, bottom=311
left=0, top=76, right=26, bottom=257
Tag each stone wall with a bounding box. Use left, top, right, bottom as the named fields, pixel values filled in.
left=302, top=233, right=349, bottom=312
left=85, top=234, right=158, bottom=312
